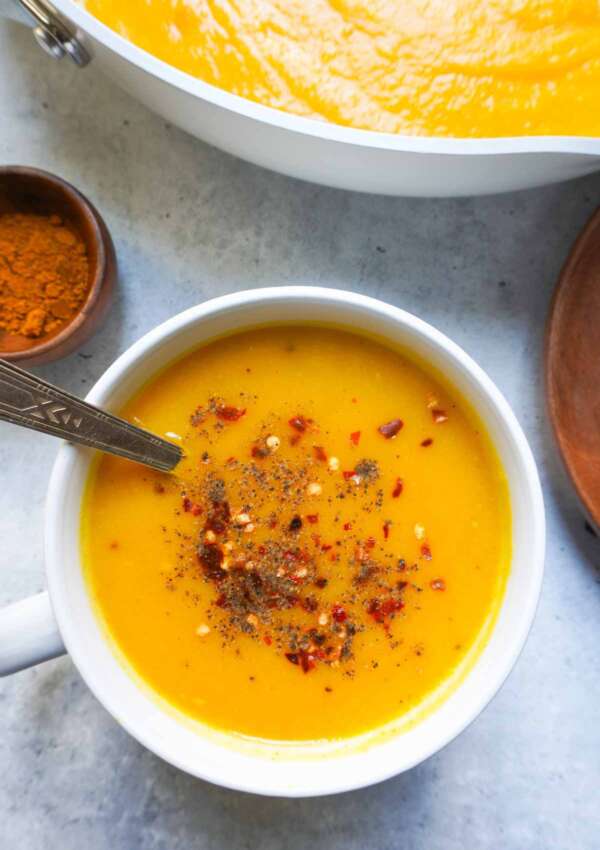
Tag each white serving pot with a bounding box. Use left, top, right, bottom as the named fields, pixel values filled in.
left=2, top=0, right=600, bottom=197
left=0, top=287, right=544, bottom=796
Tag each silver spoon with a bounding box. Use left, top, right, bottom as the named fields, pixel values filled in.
left=0, top=359, right=182, bottom=472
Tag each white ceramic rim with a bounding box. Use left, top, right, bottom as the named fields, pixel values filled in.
left=59, top=0, right=600, bottom=158
left=44, top=286, right=545, bottom=796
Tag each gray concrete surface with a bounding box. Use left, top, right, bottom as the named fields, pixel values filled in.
left=1, top=18, right=599, bottom=850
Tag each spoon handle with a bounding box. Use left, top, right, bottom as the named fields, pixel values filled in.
left=0, top=359, right=182, bottom=472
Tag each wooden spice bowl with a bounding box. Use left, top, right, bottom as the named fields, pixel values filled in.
left=546, top=206, right=600, bottom=529
left=0, top=166, right=116, bottom=365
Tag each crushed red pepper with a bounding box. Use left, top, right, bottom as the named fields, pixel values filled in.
left=392, top=478, right=403, bottom=498
left=378, top=418, right=403, bottom=439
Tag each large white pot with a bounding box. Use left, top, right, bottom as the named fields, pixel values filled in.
left=3, top=0, right=600, bottom=196
left=0, top=287, right=545, bottom=796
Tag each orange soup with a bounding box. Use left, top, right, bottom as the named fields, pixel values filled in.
left=82, top=326, right=510, bottom=741
left=83, top=0, right=600, bottom=137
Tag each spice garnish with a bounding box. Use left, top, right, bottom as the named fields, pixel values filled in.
left=166, top=396, right=451, bottom=676
left=354, top=459, right=379, bottom=484
left=182, top=496, right=202, bottom=515
left=378, top=419, right=403, bottom=439
left=313, top=445, right=327, bottom=462
left=421, top=438, right=433, bottom=447
left=431, top=409, right=448, bottom=424
left=289, top=415, right=312, bottom=432
left=430, top=578, right=446, bottom=591
left=0, top=211, right=89, bottom=343
left=216, top=405, right=246, bottom=422
left=331, top=604, right=347, bottom=623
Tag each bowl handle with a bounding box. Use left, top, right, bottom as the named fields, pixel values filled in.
left=0, top=592, right=66, bottom=676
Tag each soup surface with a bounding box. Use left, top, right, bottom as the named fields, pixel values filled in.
left=83, top=0, right=600, bottom=137
left=83, top=326, right=510, bottom=741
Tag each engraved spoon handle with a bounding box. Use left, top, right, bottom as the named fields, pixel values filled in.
left=0, top=359, right=182, bottom=472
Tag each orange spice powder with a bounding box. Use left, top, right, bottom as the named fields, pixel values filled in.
left=0, top=211, right=89, bottom=342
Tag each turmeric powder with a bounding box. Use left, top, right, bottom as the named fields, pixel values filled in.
left=0, top=211, right=89, bottom=342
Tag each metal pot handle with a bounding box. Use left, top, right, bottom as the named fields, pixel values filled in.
left=0, top=592, right=66, bottom=676
left=1, top=0, right=90, bottom=66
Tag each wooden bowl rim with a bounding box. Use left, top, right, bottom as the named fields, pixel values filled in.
left=0, top=165, right=110, bottom=362
left=545, top=205, right=600, bottom=527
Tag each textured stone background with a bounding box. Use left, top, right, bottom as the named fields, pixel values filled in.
left=1, top=19, right=599, bottom=850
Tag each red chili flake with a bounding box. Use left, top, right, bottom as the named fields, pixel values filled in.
left=286, top=650, right=316, bottom=672
left=343, top=470, right=356, bottom=480
left=206, top=500, right=230, bottom=534
left=331, top=604, right=347, bottom=623
left=392, top=478, right=404, bottom=498
left=430, top=578, right=446, bottom=591
left=216, top=405, right=246, bottom=422
left=306, top=514, right=319, bottom=524
left=315, top=577, right=328, bottom=588
left=269, top=518, right=278, bottom=529
left=366, top=536, right=376, bottom=549
left=343, top=522, right=352, bottom=531
left=350, top=430, right=361, bottom=446
left=367, top=596, right=404, bottom=624
left=313, top=445, right=327, bottom=462
left=263, top=634, right=273, bottom=646
left=383, top=520, right=391, bottom=540
left=258, top=545, right=267, bottom=555
left=197, top=543, right=226, bottom=581
left=311, top=533, right=321, bottom=547
left=321, top=543, right=333, bottom=552
left=289, top=415, right=311, bottom=432
left=421, top=438, right=433, bottom=447
left=300, top=650, right=317, bottom=673
left=378, top=418, right=403, bottom=439
left=182, top=496, right=201, bottom=515
left=421, top=543, right=432, bottom=560
left=251, top=443, right=270, bottom=459
left=431, top=408, right=448, bottom=424
left=330, top=552, right=339, bottom=562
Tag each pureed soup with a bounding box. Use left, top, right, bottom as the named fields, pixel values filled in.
left=82, top=326, right=511, bottom=742
left=82, top=0, right=600, bottom=137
